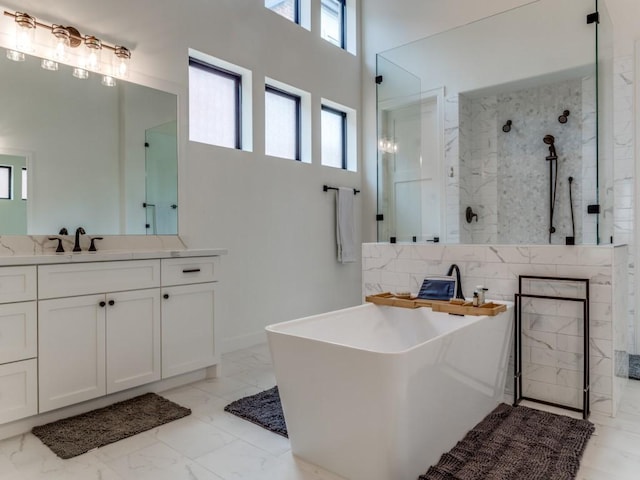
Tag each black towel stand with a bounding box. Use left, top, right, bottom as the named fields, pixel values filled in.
left=323, top=185, right=360, bottom=195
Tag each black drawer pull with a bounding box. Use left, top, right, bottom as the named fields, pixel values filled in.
left=108, top=300, right=115, bottom=306
left=99, top=301, right=106, bottom=308
left=182, top=268, right=201, bottom=273
left=163, top=293, right=169, bottom=299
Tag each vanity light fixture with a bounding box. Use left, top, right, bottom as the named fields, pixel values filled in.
left=378, top=138, right=398, bottom=154
left=3, top=10, right=132, bottom=82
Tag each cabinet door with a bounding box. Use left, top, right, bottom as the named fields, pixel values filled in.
left=162, top=283, right=216, bottom=378
left=0, top=359, right=37, bottom=423
left=0, top=301, right=37, bottom=364
left=106, top=289, right=161, bottom=394
left=39, top=295, right=106, bottom=413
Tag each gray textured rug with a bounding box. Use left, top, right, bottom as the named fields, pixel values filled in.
left=420, top=403, right=594, bottom=480
left=630, top=354, right=640, bottom=380
left=32, top=393, right=191, bottom=459
left=224, top=386, right=287, bottom=437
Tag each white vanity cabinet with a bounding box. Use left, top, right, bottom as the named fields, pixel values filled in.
left=0, top=266, right=37, bottom=423
left=38, top=260, right=161, bottom=413
left=161, top=257, right=218, bottom=379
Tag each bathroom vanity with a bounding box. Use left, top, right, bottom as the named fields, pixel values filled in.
left=0, top=248, right=225, bottom=437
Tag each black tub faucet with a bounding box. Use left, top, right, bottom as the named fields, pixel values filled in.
left=73, top=227, right=86, bottom=252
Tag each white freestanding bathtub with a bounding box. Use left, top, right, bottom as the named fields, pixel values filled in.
left=266, top=302, right=513, bottom=480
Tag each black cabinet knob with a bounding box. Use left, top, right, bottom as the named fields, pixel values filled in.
left=108, top=300, right=115, bottom=306
left=163, top=293, right=169, bottom=299
left=99, top=301, right=106, bottom=307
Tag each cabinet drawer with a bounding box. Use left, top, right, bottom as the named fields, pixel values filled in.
left=161, top=257, right=219, bottom=286
left=0, top=266, right=36, bottom=304
left=0, top=359, right=37, bottom=424
left=39, top=260, right=160, bottom=299
left=0, top=302, right=37, bottom=364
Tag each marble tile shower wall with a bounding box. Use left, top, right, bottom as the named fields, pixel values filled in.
left=362, top=243, right=627, bottom=416
left=612, top=55, right=635, bottom=353
left=458, top=78, right=594, bottom=245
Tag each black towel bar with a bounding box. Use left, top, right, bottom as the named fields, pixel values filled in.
left=323, top=185, right=360, bottom=195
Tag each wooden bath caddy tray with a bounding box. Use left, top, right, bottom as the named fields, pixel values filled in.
left=365, top=293, right=507, bottom=316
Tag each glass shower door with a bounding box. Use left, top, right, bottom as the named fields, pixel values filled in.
left=376, top=55, right=423, bottom=243
left=144, top=121, right=178, bottom=235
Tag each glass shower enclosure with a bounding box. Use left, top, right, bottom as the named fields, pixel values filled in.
left=376, top=0, right=613, bottom=246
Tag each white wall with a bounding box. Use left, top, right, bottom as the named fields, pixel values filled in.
left=0, top=0, right=363, bottom=351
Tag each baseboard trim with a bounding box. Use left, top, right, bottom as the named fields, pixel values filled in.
left=221, top=331, right=267, bottom=354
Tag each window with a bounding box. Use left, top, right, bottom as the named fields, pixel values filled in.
left=189, top=58, right=242, bottom=149
left=265, top=86, right=301, bottom=160
left=21, top=168, right=27, bottom=200
left=321, top=0, right=345, bottom=48
left=0, top=166, right=11, bottom=199
left=265, top=0, right=299, bottom=23
left=321, top=105, right=346, bottom=169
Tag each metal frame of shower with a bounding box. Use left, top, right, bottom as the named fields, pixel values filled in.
left=513, top=275, right=590, bottom=419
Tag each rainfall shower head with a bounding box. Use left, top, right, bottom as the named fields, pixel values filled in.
left=558, top=110, right=570, bottom=124
left=543, top=135, right=557, bottom=160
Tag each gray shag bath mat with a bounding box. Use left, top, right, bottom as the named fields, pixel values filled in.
left=224, top=386, right=287, bottom=437
left=420, top=403, right=594, bottom=480
left=630, top=354, right=640, bottom=380
left=32, top=393, right=191, bottom=459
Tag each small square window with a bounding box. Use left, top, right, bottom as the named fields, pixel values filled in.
left=265, top=86, right=301, bottom=161
left=265, top=0, right=299, bottom=23
left=321, top=105, right=346, bottom=169
left=189, top=58, right=242, bottom=149
left=321, top=0, right=345, bottom=48
left=0, top=166, right=11, bottom=199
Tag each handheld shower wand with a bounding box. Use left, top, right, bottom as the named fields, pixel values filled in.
left=543, top=134, right=557, bottom=160
left=544, top=135, right=558, bottom=243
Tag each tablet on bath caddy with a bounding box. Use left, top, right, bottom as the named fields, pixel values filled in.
left=417, top=275, right=457, bottom=301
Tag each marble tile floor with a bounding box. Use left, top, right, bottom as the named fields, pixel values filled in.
left=0, top=343, right=639, bottom=479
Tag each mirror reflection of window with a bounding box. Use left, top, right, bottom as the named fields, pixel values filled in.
left=21, top=168, right=27, bottom=200
left=0, top=166, right=10, bottom=199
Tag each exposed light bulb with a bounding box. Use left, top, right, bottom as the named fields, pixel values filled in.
left=14, top=13, right=36, bottom=53
left=51, top=25, right=71, bottom=61
left=113, top=46, right=130, bottom=78
left=83, top=35, right=102, bottom=71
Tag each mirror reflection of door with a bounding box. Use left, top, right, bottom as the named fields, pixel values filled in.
left=0, top=154, right=27, bottom=234
left=144, top=121, right=178, bottom=235
left=389, top=97, right=440, bottom=241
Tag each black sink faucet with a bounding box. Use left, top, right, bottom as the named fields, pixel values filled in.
left=73, top=227, right=86, bottom=252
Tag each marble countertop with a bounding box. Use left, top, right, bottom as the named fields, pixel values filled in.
left=0, top=248, right=228, bottom=266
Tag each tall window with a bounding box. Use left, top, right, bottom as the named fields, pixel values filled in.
left=265, top=86, right=301, bottom=160
left=321, top=105, right=346, bottom=169
left=321, top=0, right=345, bottom=48
left=265, top=0, right=299, bottom=23
left=189, top=58, right=242, bottom=149
left=0, top=166, right=11, bottom=199
left=21, top=168, right=27, bottom=200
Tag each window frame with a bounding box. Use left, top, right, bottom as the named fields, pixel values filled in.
left=321, top=105, right=347, bottom=170
left=0, top=165, right=11, bottom=200
left=188, top=57, right=243, bottom=150
left=265, top=85, right=302, bottom=161
left=321, top=0, right=346, bottom=49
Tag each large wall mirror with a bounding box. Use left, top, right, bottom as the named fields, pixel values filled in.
left=0, top=53, right=178, bottom=235
left=376, top=0, right=613, bottom=245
